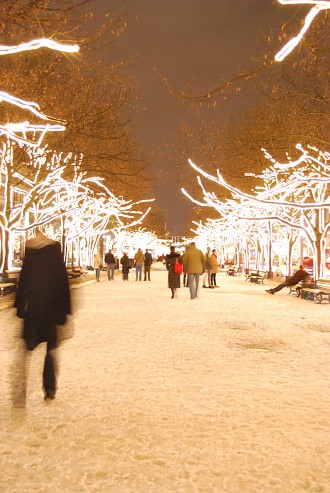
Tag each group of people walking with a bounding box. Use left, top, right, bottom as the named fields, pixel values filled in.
left=166, top=242, right=218, bottom=299
left=93, top=248, right=153, bottom=282
left=93, top=244, right=220, bottom=299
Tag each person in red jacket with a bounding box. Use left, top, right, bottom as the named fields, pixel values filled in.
left=266, top=265, right=309, bottom=295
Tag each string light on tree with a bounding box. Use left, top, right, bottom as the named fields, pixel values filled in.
left=0, top=38, right=79, bottom=147
left=275, top=0, right=330, bottom=61
left=182, top=145, right=330, bottom=279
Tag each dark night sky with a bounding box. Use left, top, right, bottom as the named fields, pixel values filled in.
left=96, top=0, right=304, bottom=236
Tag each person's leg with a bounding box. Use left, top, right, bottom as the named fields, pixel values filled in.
left=110, top=264, right=115, bottom=280
left=107, top=264, right=111, bottom=280
left=195, top=274, right=200, bottom=297
left=139, top=264, right=143, bottom=280
left=171, top=288, right=175, bottom=298
left=11, top=340, right=30, bottom=408
left=43, top=342, right=57, bottom=400
left=188, top=273, right=196, bottom=299
left=266, top=281, right=289, bottom=294
left=147, top=266, right=151, bottom=281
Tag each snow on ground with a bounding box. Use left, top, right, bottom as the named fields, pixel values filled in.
left=0, top=263, right=329, bottom=493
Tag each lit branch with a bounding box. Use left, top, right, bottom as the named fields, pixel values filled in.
left=0, top=38, right=79, bottom=147
left=0, top=38, right=79, bottom=55
left=275, top=1, right=330, bottom=61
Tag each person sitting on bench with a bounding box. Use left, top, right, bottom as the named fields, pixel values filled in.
left=265, top=265, right=309, bottom=295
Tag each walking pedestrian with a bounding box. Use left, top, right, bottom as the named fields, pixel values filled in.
left=166, top=246, right=182, bottom=298
left=14, top=231, right=71, bottom=402
left=120, top=252, right=130, bottom=281
left=208, top=249, right=219, bottom=287
left=104, top=249, right=116, bottom=280
left=93, top=250, right=103, bottom=282
left=182, top=242, right=206, bottom=299
left=134, top=248, right=145, bottom=281
left=144, top=249, right=153, bottom=281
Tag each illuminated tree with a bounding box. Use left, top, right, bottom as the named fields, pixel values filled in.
left=0, top=1, right=154, bottom=199
left=0, top=34, right=155, bottom=272
left=182, top=145, right=330, bottom=279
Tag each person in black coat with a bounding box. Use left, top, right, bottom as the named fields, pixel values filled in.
left=144, top=249, right=153, bottom=281
left=104, top=249, right=116, bottom=281
left=120, top=252, right=130, bottom=281
left=14, top=231, right=71, bottom=401
left=265, top=265, right=309, bottom=295
left=165, top=246, right=182, bottom=299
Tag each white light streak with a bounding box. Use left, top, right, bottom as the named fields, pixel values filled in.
left=0, top=38, right=79, bottom=147
left=0, top=38, right=79, bottom=55
left=275, top=1, right=330, bottom=61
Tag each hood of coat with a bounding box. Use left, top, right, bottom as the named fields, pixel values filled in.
left=25, top=233, right=57, bottom=250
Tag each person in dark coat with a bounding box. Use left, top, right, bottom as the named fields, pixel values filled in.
left=120, top=252, right=130, bottom=281
left=14, top=231, right=71, bottom=402
left=265, top=265, right=309, bottom=295
left=144, top=249, right=153, bottom=281
left=165, top=246, right=182, bottom=299
left=104, top=249, right=116, bottom=281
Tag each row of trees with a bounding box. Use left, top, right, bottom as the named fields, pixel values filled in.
left=183, top=145, right=330, bottom=280
left=167, top=5, right=329, bottom=275
left=0, top=2, right=157, bottom=272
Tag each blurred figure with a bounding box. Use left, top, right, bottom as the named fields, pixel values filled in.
left=134, top=248, right=145, bottom=281
left=144, top=249, right=153, bottom=281
left=14, top=231, right=71, bottom=402
left=166, top=246, right=182, bottom=298
left=182, top=242, right=206, bottom=299
left=120, top=252, right=130, bottom=281
left=104, top=249, right=116, bottom=281
left=182, top=244, right=190, bottom=288
left=93, top=250, right=103, bottom=282
left=202, top=247, right=211, bottom=288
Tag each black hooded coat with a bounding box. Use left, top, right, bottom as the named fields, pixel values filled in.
left=14, top=236, right=71, bottom=351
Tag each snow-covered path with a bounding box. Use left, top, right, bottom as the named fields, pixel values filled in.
left=0, top=264, right=329, bottom=493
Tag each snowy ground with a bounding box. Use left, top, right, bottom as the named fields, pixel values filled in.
left=0, top=263, right=329, bottom=493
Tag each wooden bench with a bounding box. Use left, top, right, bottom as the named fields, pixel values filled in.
left=245, top=270, right=267, bottom=284
left=66, top=267, right=87, bottom=279
left=301, top=278, right=330, bottom=304
left=227, top=267, right=238, bottom=276
left=0, top=283, right=15, bottom=295
left=289, top=280, right=312, bottom=297
left=289, top=281, right=304, bottom=297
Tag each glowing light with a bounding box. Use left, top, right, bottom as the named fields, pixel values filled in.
left=0, top=38, right=79, bottom=147
left=275, top=1, right=330, bottom=61
left=0, top=38, right=79, bottom=55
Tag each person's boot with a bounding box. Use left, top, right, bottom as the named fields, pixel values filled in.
left=265, top=289, right=275, bottom=295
